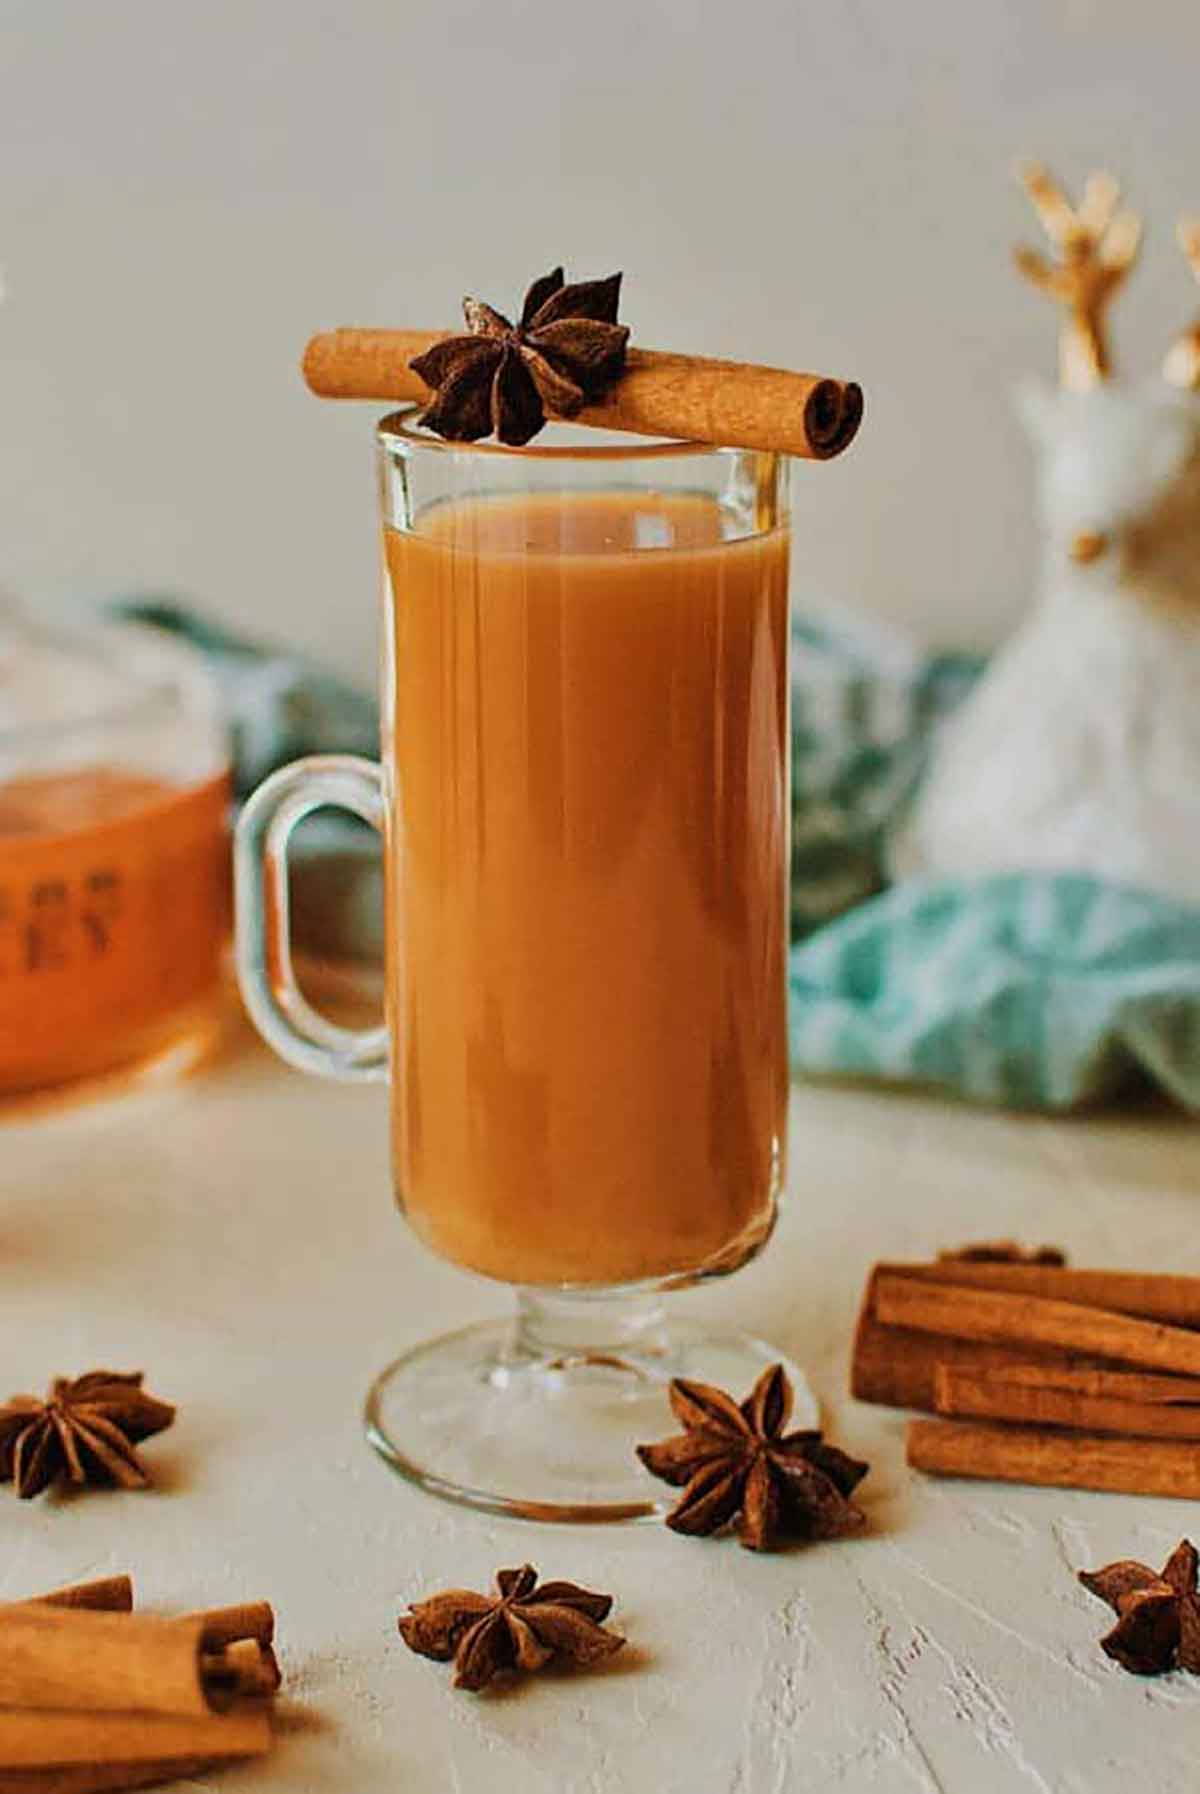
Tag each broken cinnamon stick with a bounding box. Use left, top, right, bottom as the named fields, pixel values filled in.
left=907, top=1418, right=1200, bottom=1498
left=303, top=331, right=864, bottom=461
left=0, top=1610, right=232, bottom=1717
left=876, top=1274, right=1200, bottom=1377
left=933, top=1363, right=1200, bottom=1440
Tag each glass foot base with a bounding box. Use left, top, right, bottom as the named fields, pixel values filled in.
left=364, top=1304, right=816, bottom=1523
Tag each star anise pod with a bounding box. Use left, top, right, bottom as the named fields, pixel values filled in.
left=398, top=1564, right=624, bottom=1691
left=1079, top=1540, right=1200, bottom=1675
left=636, top=1364, right=868, bottom=1552
left=0, top=1370, right=176, bottom=1499
left=410, top=267, right=630, bottom=447
left=939, top=1241, right=1066, bottom=1265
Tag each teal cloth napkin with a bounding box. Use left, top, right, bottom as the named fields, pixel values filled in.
left=788, top=609, right=981, bottom=934
left=789, top=873, right=1200, bottom=1110
left=113, top=599, right=1200, bottom=1112
left=785, top=609, right=1200, bottom=1109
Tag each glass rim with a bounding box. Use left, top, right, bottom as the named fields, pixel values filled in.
left=377, top=405, right=742, bottom=464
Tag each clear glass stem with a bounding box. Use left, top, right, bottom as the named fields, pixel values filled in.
left=508, top=1288, right=669, bottom=1368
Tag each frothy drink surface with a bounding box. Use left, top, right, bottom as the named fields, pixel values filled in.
left=384, top=490, right=789, bottom=1286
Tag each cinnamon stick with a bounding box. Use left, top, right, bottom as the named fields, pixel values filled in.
left=303, top=331, right=864, bottom=461
left=207, top=1638, right=281, bottom=1700
left=186, top=1602, right=273, bottom=1649
left=933, top=1363, right=1200, bottom=1440
left=852, top=1263, right=1200, bottom=1412
left=955, top=1361, right=1200, bottom=1404
left=0, top=1589, right=278, bottom=1789
left=907, top=1418, right=1200, bottom=1498
left=851, top=1291, right=1103, bottom=1411
left=0, top=1763, right=221, bottom=1794
left=0, top=1705, right=269, bottom=1770
left=878, top=1259, right=1200, bottom=1326
left=0, top=1610, right=230, bottom=1718
left=187, top=1604, right=278, bottom=1703
left=25, top=1581, right=133, bottom=1616
left=875, top=1274, right=1200, bottom=1377
left=0, top=1765, right=218, bottom=1794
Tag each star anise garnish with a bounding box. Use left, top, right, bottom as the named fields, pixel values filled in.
left=0, top=1370, right=176, bottom=1499
left=636, top=1364, right=868, bottom=1552
left=1079, top=1540, right=1200, bottom=1675
left=409, top=267, right=630, bottom=447
left=939, top=1241, right=1067, bottom=1265
left=398, top=1564, right=624, bottom=1691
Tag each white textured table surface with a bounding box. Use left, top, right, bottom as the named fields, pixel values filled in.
left=5, top=1026, right=1200, bottom=1793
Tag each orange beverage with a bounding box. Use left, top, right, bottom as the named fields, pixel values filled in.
left=383, top=490, right=790, bottom=1286
left=0, top=767, right=230, bottom=1094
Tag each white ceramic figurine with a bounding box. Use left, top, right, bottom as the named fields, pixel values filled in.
left=894, top=169, right=1200, bottom=906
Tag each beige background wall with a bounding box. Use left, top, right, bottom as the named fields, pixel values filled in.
left=2, top=0, right=1198, bottom=684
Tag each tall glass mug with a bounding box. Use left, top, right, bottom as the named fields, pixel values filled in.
left=235, top=411, right=814, bottom=1519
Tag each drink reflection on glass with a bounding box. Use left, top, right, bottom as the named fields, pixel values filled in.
left=235, top=414, right=811, bottom=1519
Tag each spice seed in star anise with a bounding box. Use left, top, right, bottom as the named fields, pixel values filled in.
left=0, top=1370, right=176, bottom=1500
left=637, top=1363, right=868, bottom=1552
left=399, top=1565, right=624, bottom=1691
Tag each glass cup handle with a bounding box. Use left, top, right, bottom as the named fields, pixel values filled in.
left=233, top=754, right=388, bottom=1082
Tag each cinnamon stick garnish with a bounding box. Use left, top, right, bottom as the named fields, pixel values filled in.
left=0, top=1610, right=233, bottom=1718
left=875, top=1274, right=1200, bottom=1378
left=303, top=331, right=863, bottom=461
left=907, top=1418, right=1200, bottom=1499
left=934, top=1363, right=1200, bottom=1440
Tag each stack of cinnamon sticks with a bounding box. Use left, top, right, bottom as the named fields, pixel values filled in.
left=0, top=1576, right=280, bottom=1793
left=852, top=1257, right=1200, bottom=1497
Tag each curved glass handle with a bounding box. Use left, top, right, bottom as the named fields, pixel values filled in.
left=233, top=755, right=388, bottom=1082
